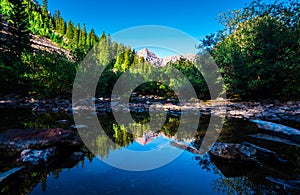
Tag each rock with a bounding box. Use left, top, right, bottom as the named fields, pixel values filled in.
left=208, top=142, right=260, bottom=166
left=0, top=128, right=82, bottom=154
left=249, top=133, right=300, bottom=147
left=266, top=177, right=300, bottom=190
left=0, top=167, right=24, bottom=183
left=137, top=48, right=163, bottom=66
left=18, top=147, right=57, bottom=167
left=56, top=120, right=69, bottom=124
left=251, top=120, right=300, bottom=143
left=110, top=101, right=119, bottom=107
left=241, top=142, right=287, bottom=163
left=208, top=142, right=262, bottom=177
left=31, top=106, right=47, bottom=113
left=280, top=115, right=300, bottom=123
left=70, top=151, right=84, bottom=162
left=70, top=124, right=88, bottom=129
left=170, top=142, right=200, bottom=154
left=51, top=151, right=84, bottom=170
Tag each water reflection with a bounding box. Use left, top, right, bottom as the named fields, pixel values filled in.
left=0, top=110, right=299, bottom=194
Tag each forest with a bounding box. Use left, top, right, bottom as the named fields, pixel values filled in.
left=0, top=0, right=299, bottom=100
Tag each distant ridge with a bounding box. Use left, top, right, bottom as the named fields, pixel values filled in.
left=137, top=48, right=197, bottom=66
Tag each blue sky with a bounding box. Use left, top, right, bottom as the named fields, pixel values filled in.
left=38, top=0, right=252, bottom=39
left=37, top=0, right=253, bottom=57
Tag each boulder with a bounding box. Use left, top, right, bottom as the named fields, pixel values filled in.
left=0, top=167, right=24, bottom=183
left=18, top=147, right=57, bottom=168
left=208, top=142, right=260, bottom=166
left=0, top=128, right=82, bottom=154
left=241, top=142, right=287, bottom=163
left=251, top=120, right=300, bottom=143
left=170, top=142, right=200, bottom=154
left=249, top=133, right=300, bottom=147
left=208, top=142, right=261, bottom=177
left=266, top=177, right=300, bottom=190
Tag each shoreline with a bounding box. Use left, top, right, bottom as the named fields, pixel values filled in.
left=0, top=96, right=299, bottom=123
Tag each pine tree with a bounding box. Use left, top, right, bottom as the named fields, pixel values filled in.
left=98, top=32, right=107, bottom=64
left=111, top=41, right=118, bottom=59
left=72, top=23, right=80, bottom=47
left=1, top=0, right=31, bottom=56
left=53, top=10, right=61, bottom=31
left=80, top=23, right=87, bottom=49
left=59, top=19, right=66, bottom=34
left=88, top=28, right=97, bottom=47
left=42, top=0, right=48, bottom=17
left=66, top=20, right=74, bottom=43
left=117, top=43, right=125, bottom=56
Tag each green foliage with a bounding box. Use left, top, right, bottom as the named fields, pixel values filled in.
left=0, top=0, right=31, bottom=56
left=21, top=51, right=77, bottom=95
left=202, top=0, right=300, bottom=100
left=169, top=59, right=210, bottom=99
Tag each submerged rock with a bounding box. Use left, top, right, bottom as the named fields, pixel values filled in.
left=251, top=120, right=300, bottom=143
left=266, top=177, right=300, bottom=190
left=241, top=142, right=287, bottom=163
left=0, top=128, right=82, bottom=154
left=0, top=167, right=24, bottom=183
left=208, top=142, right=261, bottom=177
left=170, top=142, right=200, bottom=154
left=249, top=133, right=300, bottom=147
left=18, top=147, right=57, bottom=167
left=70, top=124, right=88, bottom=129
left=209, top=142, right=256, bottom=161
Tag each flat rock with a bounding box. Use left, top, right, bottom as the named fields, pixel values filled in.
left=241, top=142, right=287, bottom=163
left=249, top=133, right=300, bottom=147
left=208, top=142, right=261, bottom=177
left=70, top=124, right=88, bottom=129
left=0, top=128, right=82, bottom=153
left=266, top=177, right=300, bottom=190
left=209, top=142, right=259, bottom=164
left=18, top=147, right=57, bottom=167
left=170, top=142, right=200, bottom=154
left=0, top=167, right=24, bottom=183
left=251, top=120, right=300, bottom=143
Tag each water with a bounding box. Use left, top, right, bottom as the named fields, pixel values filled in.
left=0, top=109, right=299, bottom=194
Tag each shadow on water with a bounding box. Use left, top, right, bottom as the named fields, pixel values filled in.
left=0, top=109, right=299, bottom=194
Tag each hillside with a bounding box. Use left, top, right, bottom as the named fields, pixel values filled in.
left=0, top=16, right=72, bottom=60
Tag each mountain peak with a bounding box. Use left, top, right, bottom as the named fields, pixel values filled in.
left=137, top=48, right=163, bottom=66
left=137, top=48, right=197, bottom=66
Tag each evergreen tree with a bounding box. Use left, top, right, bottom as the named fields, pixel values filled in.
left=53, top=10, right=61, bottom=30
left=42, top=0, right=48, bottom=17
left=66, top=20, right=74, bottom=43
left=87, top=28, right=97, bottom=48
left=72, top=23, right=80, bottom=47
left=80, top=23, right=87, bottom=48
left=111, top=41, right=118, bottom=59
left=0, top=0, right=31, bottom=56
left=116, top=43, right=125, bottom=56
left=59, top=19, right=66, bottom=34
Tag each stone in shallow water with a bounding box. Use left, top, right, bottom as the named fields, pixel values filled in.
left=0, top=167, right=24, bottom=183
left=208, top=142, right=261, bottom=177
left=266, top=177, right=300, bottom=190
left=251, top=120, right=300, bottom=143
left=209, top=142, right=257, bottom=160
left=0, top=128, right=82, bottom=154
left=249, top=133, right=300, bottom=147
left=70, top=124, right=88, bottom=129
left=170, top=142, right=200, bottom=154
left=18, top=147, right=57, bottom=167
left=241, top=142, right=287, bottom=163
left=56, top=120, right=69, bottom=124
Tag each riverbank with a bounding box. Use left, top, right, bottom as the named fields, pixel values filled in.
left=0, top=96, right=299, bottom=193
left=1, top=96, right=299, bottom=123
